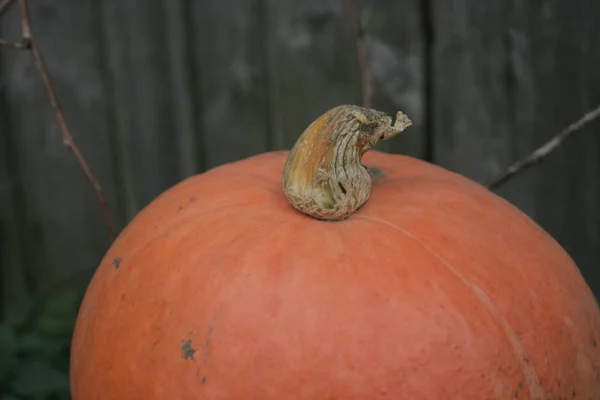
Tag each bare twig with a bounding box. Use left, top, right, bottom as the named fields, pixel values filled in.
left=0, top=37, right=28, bottom=48
left=0, top=0, right=15, bottom=17
left=343, top=0, right=372, bottom=109
left=0, top=0, right=116, bottom=242
left=487, top=105, right=600, bottom=190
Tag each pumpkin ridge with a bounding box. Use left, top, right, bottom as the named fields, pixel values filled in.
left=357, top=215, right=543, bottom=399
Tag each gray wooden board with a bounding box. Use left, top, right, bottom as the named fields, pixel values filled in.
left=431, top=0, right=600, bottom=296
left=265, top=0, right=363, bottom=150
left=356, top=0, right=428, bottom=158
left=189, top=0, right=271, bottom=168
left=0, top=1, right=120, bottom=288
left=99, top=0, right=184, bottom=217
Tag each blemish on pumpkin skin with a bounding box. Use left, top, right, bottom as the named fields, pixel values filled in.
left=203, top=309, right=222, bottom=365
left=512, top=381, right=528, bottom=399
left=112, top=257, right=121, bottom=269
left=203, top=324, right=216, bottom=364
left=189, top=196, right=196, bottom=203
left=181, top=339, right=197, bottom=361
left=195, top=369, right=206, bottom=384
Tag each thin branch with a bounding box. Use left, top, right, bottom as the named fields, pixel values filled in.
left=343, top=0, right=372, bottom=109
left=0, top=0, right=117, bottom=242
left=0, top=37, right=28, bottom=48
left=487, top=104, right=600, bottom=190
left=0, top=0, right=15, bottom=17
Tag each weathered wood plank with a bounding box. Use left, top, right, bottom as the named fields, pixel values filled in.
left=0, top=1, right=120, bottom=288
left=99, top=0, right=185, bottom=217
left=356, top=0, right=428, bottom=158
left=431, top=0, right=600, bottom=296
left=265, top=0, right=363, bottom=150
left=266, top=0, right=427, bottom=157
left=0, top=94, right=30, bottom=323
left=189, top=0, right=271, bottom=168
left=164, top=0, right=202, bottom=178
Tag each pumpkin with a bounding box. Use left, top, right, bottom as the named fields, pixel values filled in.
left=70, top=105, right=600, bottom=399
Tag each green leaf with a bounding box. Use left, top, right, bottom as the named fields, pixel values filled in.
left=0, top=394, right=21, bottom=400
left=16, top=332, right=69, bottom=360
left=9, top=359, right=70, bottom=396
left=35, top=290, right=81, bottom=336
left=0, top=323, right=17, bottom=380
left=15, top=332, right=45, bottom=354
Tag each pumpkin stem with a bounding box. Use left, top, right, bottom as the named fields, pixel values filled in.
left=282, top=104, right=411, bottom=221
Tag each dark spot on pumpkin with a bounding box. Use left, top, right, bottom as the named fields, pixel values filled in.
left=181, top=339, right=197, bottom=361
left=178, top=205, right=184, bottom=212
left=112, top=257, right=121, bottom=269
left=338, top=182, right=347, bottom=194
left=202, top=377, right=206, bottom=384
left=189, top=196, right=196, bottom=203
left=592, top=338, right=597, bottom=348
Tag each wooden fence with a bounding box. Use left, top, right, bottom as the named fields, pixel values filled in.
left=1, top=0, right=599, bottom=317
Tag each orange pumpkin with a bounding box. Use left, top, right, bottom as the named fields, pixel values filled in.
left=70, top=105, right=600, bottom=399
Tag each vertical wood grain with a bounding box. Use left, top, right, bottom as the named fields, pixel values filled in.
left=265, top=0, right=363, bottom=150
left=189, top=0, right=271, bottom=168
left=355, top=0, right=428, bottom=158
left=99, top=0, right=183, bottom=217
left=164, top=0, right=202, bottom=178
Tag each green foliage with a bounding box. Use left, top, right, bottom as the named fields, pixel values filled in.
left=0, top=288, right=83, bottom=400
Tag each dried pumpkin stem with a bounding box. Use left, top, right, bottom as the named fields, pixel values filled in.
left=282, top=104, right=411, bottom=221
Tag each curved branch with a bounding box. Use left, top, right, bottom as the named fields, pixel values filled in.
left=0, top=0, right=117, bottom=242
left=487, top=105, right=600, bottom=190
left=0, top=0, right=15, bottom=17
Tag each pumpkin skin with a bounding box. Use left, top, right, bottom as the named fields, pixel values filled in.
left=70, top=150, right=600, bottom=399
